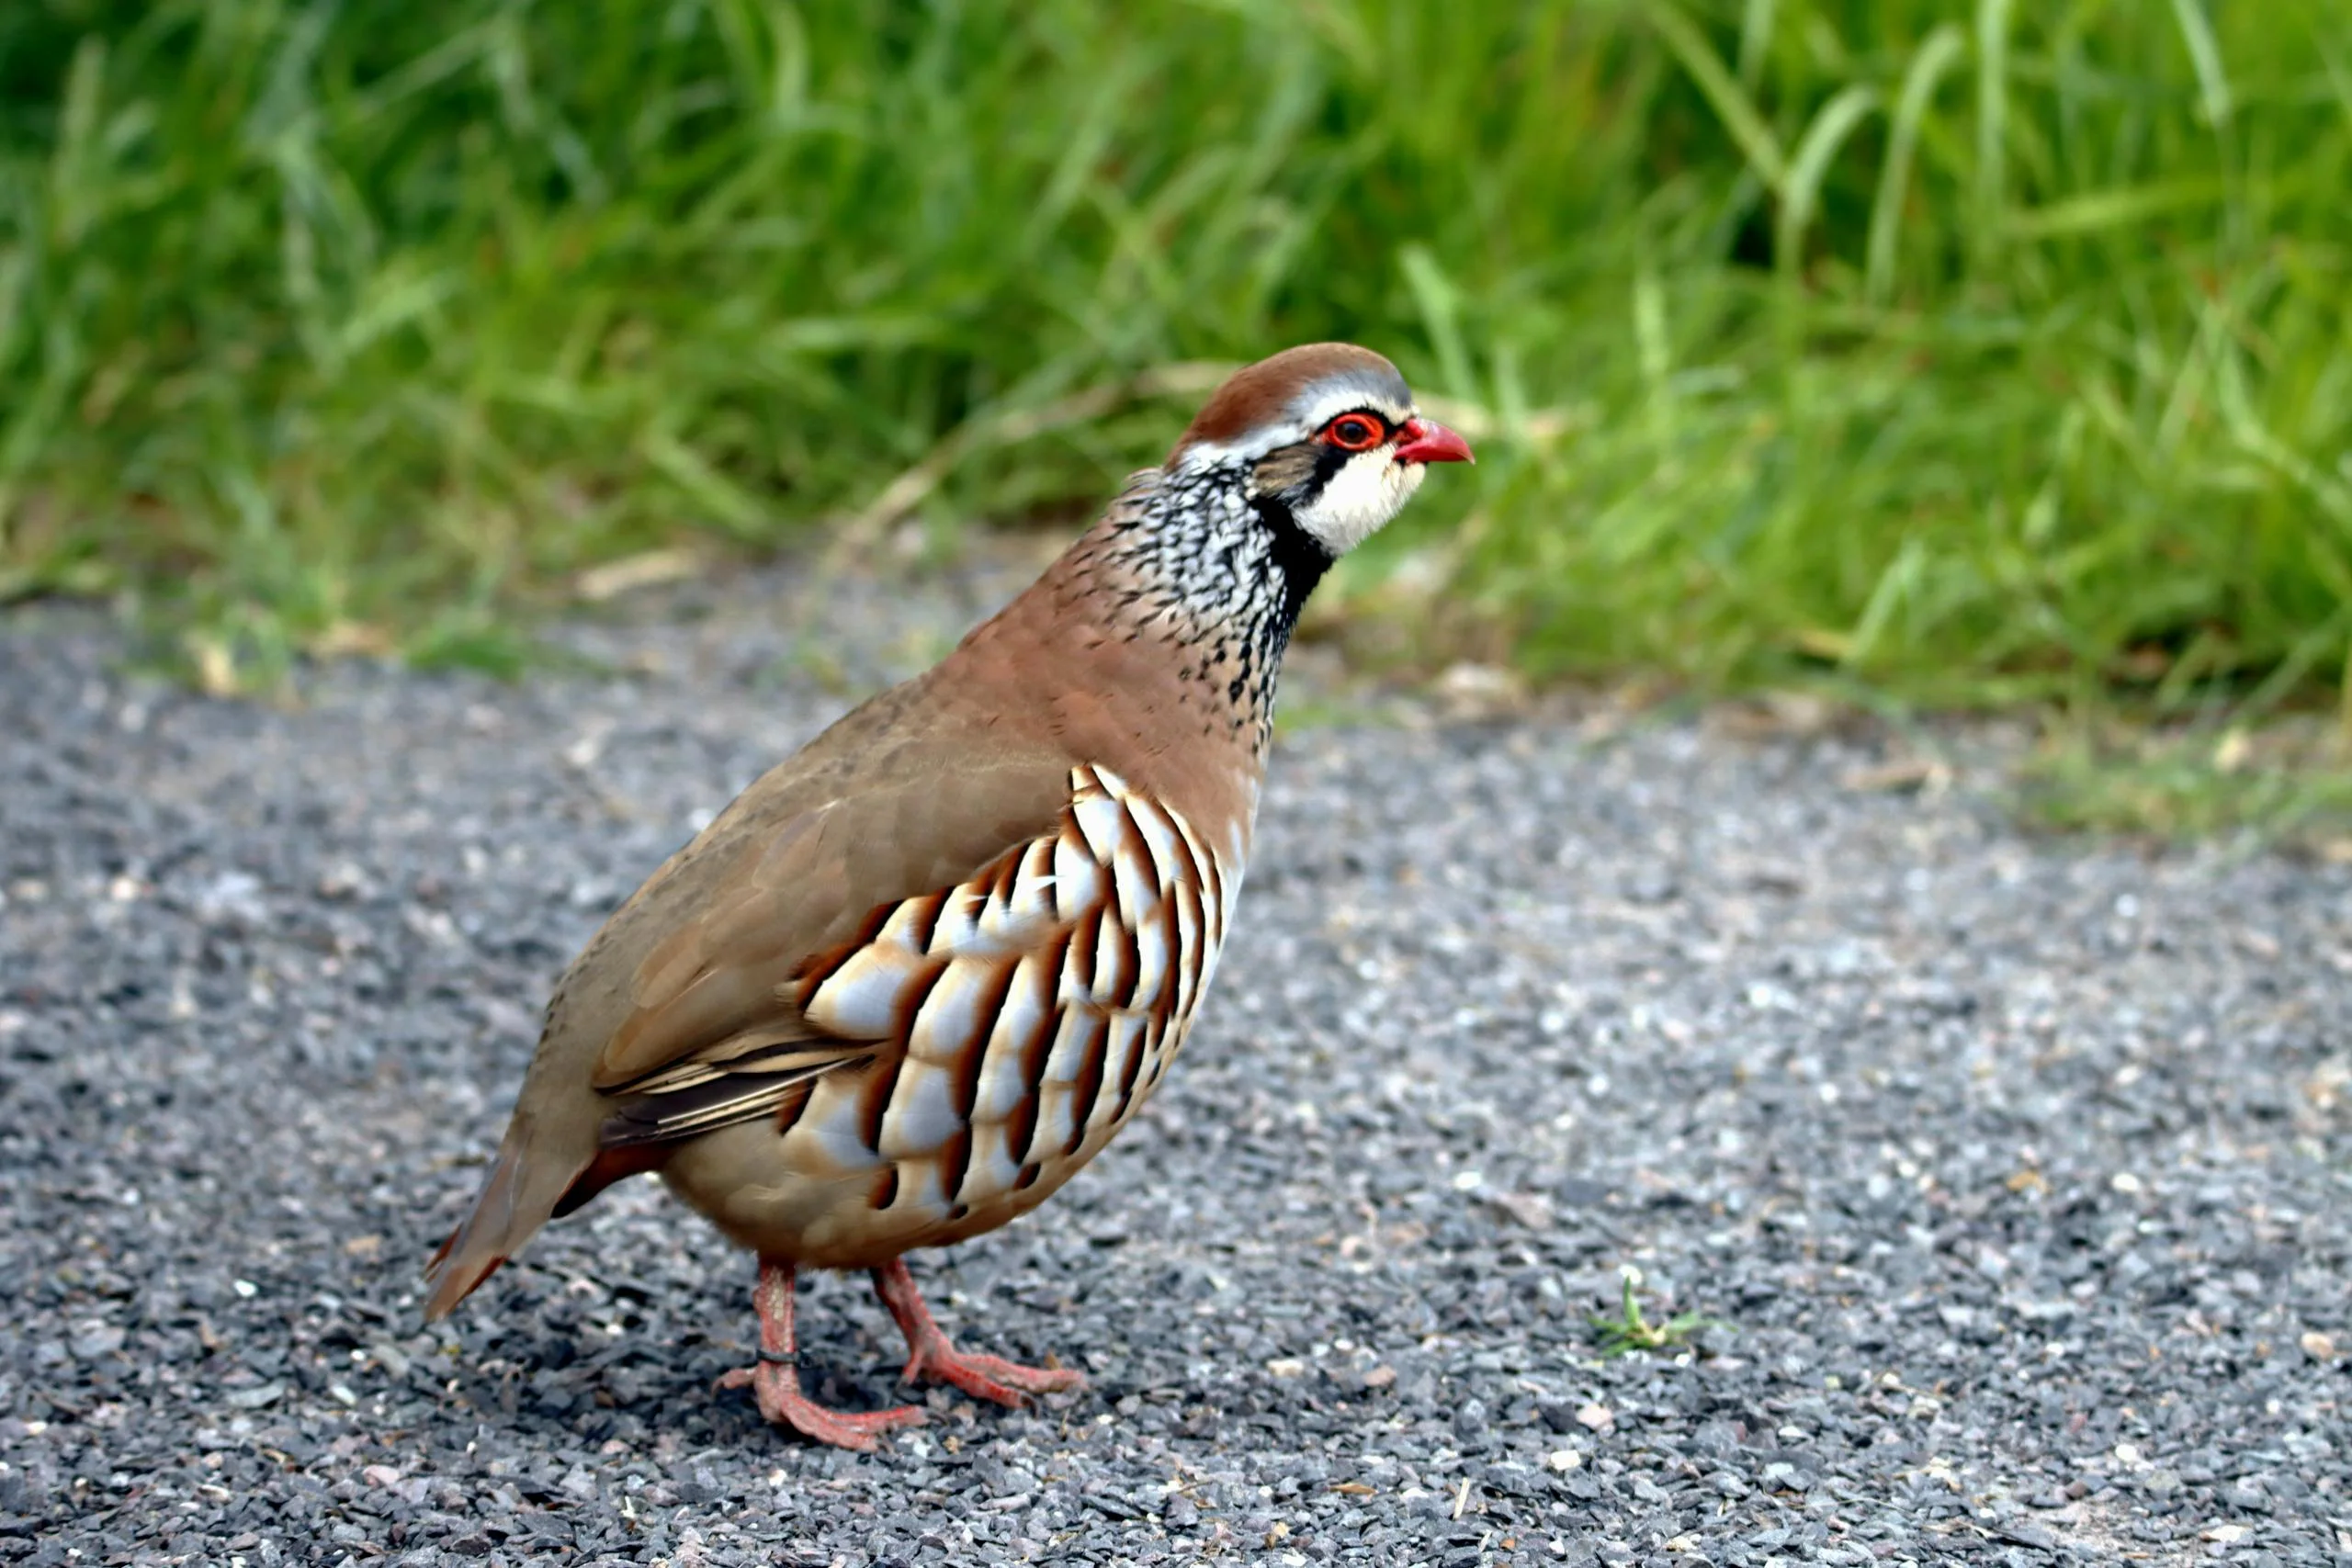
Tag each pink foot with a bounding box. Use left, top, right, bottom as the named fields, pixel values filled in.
left=900, top=1339, right=1086, bottom=1408
left=717, top=1361, right=924, bottom=1451
left=871, top=1258, right=1087, bottom=1409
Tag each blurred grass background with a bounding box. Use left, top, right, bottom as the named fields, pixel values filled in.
left=3, top=0, right=2350, bottom=826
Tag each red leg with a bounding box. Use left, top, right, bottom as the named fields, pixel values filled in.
left=717, top=1258, right=924, bottom=1450
left=870, top=1258, right=1086, bottom=1407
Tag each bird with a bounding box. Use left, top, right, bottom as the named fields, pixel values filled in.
left=423, top=343, right=1474, bottom=1449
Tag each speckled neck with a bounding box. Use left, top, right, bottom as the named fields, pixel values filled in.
left=1069, top=465, right=1329, bottom=754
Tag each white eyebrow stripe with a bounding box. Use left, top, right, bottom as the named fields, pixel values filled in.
left=1169, top=384, right=1413, bottom=468
left=1295, top=386, right=1413, bottom=433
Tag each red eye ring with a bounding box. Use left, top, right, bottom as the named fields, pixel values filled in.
left=1324, top=413, right=1385, bottom=451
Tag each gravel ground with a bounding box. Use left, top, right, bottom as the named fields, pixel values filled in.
left=4, top=559, right=2349, bottom=1568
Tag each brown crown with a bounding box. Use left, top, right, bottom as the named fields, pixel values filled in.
left=1170, top=343, right=1412, bottom=457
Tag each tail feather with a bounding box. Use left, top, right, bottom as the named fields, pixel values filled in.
left=423, top=1128, right=592, bottom=1319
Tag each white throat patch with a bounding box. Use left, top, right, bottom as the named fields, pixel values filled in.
left=1290, top=449, right=1428, bottom=554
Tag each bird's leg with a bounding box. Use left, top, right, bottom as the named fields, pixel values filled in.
left=869, top=1258, right=1087, bottom=1408
left=718, top=1257, right=924, bottom=1450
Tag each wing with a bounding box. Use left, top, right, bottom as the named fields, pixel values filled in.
left=591, top=762, right=1231, bottom=1163
left=569, top=736, right=1069, bottom=1134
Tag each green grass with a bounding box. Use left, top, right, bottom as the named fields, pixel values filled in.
left=1588, top=1270, right=1726, bottom=1359
left=3, top=0, right=2349, bottom=756
left=2019, top=713, right=2352, bottom=848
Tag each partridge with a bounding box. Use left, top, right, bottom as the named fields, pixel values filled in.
left=424, top=343, right=1474, bottom=1448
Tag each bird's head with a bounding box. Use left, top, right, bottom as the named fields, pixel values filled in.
left=1166, top=343, right=1474, bottom=556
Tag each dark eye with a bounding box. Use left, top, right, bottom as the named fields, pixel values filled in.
left=1325, top=413, right=1385, bottom=451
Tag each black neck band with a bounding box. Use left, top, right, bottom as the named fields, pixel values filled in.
left=1250, top=495, right=1334, bottom=646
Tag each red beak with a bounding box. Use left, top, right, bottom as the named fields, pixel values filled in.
left=1394, top=417, right=1475, bottom=466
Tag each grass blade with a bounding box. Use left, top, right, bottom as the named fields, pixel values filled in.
left=1865, top=23, right=1965, bottom=304
left=1649, top=0, right=1787, bottom=196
